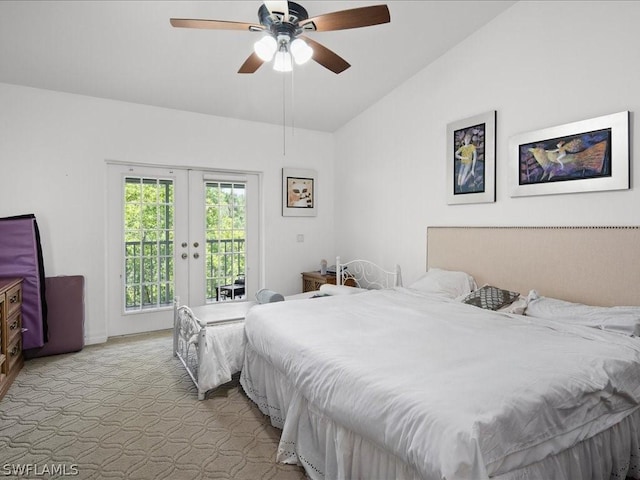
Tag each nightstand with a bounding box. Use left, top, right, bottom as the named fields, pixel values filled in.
left=301, top=271, right=356, bottom=292
left=301, top=271, right=337, bottom=292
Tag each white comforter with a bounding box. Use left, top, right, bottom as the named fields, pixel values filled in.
left=243, top=287, right=640, bottom=479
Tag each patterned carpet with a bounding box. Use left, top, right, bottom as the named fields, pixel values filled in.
left=0, top=330, right=307, bottom=480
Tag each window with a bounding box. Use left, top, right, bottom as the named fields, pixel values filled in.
left=205, top=182, right=246, bottom=302
left=123, top=177, right=174, bottom=311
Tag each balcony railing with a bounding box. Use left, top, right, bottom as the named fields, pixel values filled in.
left=124, top=238, right=246, bottom=307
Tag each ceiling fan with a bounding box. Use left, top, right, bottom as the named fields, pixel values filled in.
left=170, top=1, right=390, bottom=74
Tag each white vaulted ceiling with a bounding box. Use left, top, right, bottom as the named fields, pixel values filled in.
left=0, top=1, right=514, bottom=132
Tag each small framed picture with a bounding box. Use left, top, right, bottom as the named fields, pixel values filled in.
left=446, top=111, right=496, bottom=205
left=509, top=111, right=629, bottom=197
left=282, top=168, right=317, bottom=217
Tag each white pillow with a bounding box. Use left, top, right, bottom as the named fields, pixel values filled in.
left=255, top=288, right=285, bottom=304
left=319, top=284, right=366, bottom=296
left=498, top=295, right=528, bottom=315
left=525, top=290, right=640, bottom=336
left=409, top=268, right=477, bottom=299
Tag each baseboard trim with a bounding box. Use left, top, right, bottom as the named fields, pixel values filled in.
left=85, top=333, right=107, bottom=345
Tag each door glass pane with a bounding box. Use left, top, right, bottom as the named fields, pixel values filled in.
left=123, top=177, right=174, bottom=311
left=205, top=182, right=246, bottom=302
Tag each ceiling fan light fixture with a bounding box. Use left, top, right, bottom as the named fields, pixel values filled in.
left=253, top=35, right=277, bottom=61
left=171, top=2, right=390, bottom=75
left=273, top=50, right=293, bottom=72
left=290, top=38, right=313, bottom=65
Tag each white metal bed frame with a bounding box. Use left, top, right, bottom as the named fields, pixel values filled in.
left=173, top=257, right=402, bottom=400
left=336, top=256, right=402, bottom=289
left=173, top=299, right=251, bottom=400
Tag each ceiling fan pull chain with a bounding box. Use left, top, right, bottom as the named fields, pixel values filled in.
left=282, top=69, right=286, bottom=156
left=291, top=65, right=295, bottom=136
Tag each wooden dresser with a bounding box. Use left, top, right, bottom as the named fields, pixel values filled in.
left=0, top=278, right=23, bottom=400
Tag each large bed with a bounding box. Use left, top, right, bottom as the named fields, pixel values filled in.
left=240, top=226, right=640, bottom=479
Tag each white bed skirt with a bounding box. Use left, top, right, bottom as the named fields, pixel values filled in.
left=240, top=343, right=640, bottom=480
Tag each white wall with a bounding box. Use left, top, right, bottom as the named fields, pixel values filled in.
left=0, top=84, right=335, bottom=344
left=3, top=1, right=639, bottom=345
left=334, top=1, right=640, bottom=286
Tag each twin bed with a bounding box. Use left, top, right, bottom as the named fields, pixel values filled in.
left=173, top=300, right=253, bottom=400
left=177, top=226, right=640, bottom=479
left=173, top=257, right=401, bottom=400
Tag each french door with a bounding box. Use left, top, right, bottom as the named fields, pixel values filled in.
left=107, top=164, right=260, bottom=337
left=187, top=170, right=260, bottom=307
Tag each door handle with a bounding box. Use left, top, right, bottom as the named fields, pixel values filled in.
left=193, top=252, right=200, bottom=259
left=181, top=253, right=188, bottom=259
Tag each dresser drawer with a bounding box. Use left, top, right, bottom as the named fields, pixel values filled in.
left=7, top=312, right=22, bottom=346
left=6, top=283, right=22, bottom=317
left=0, top=278, right=23, bottom=400
left=7, top=334, right=22, bottom=373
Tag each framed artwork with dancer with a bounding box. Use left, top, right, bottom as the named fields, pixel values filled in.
left=446, top=110, right=496, bottom=205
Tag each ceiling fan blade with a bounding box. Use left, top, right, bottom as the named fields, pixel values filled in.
left=300, top=36, right=350, bottom=74
left=263, top=1, right=289, bottom=21
left=170, top=18, right=263, bottom=31
left=238, top=52, right=265, bottom=74
left=300, top=5, right=390, bottom=32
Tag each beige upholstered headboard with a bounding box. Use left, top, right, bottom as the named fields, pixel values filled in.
left=427, top=226, right=640, bottom=307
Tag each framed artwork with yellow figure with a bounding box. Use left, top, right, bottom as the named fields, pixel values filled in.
left=446, top=110, right=496, bottom=205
